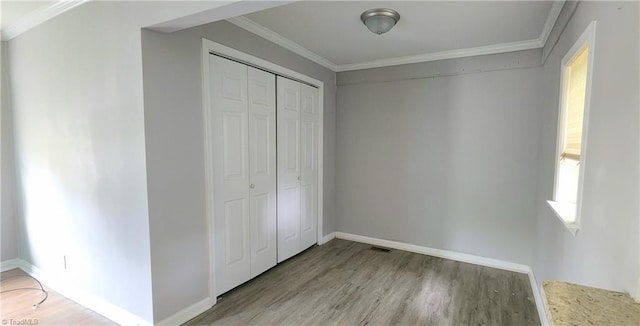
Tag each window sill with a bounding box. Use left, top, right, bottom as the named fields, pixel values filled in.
left=546, top=200, right=579, bottom=236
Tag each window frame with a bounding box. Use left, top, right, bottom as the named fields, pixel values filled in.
left=548, top=21, right=597, bottom=235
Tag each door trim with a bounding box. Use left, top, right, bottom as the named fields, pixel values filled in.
left=202, top=38, right=325, bottom=304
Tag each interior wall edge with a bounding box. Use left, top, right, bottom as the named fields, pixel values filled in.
left=0, top=40, right=20, bottom=263
left=542, top=1, right=580, bottom=64
left=156, top=297, right=214, bottom=326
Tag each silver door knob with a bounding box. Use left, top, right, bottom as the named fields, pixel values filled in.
left=297, top=176, right=300, bottom=181
left=250, top=184, right=255, bottom=189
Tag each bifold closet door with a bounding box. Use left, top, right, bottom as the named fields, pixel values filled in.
left=276, top=77, right=301, bottom=262
left=299, top=83, right=318, bottom=249
left=210, top=55, right=276, bottom=295
left=277, top=76, right=319, bottom=263
left=247, top=67, right=277, bottom=278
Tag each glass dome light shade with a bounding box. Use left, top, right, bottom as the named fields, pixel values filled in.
left=361, top=8, right=400, bottom=35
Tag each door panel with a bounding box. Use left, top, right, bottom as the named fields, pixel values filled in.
left=248, top=67, right=277, bottom=277
left=284, top=186, right=301, bottom=240
left=300, top=83, right=318, bottom=250
left=284, top=119, right=299, bottom=170
left=251, top=114, right=269, bottom=175
left=301, top=120, right=314, bottom=170
left=210, top=55, right=251, bottom=295
left=251, top=193, right=270, bottom=253
left=222, top=112, right=247, bottom=178
left=277, top=77, right=301, bottom=262
left=301, top=184, right=314, bottom=234
left=224, top=199, right=247, bottom=265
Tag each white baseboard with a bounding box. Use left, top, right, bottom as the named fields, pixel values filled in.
left=335, top=232, right=529, bottom=273
left=319, top=232, right=336, bottom=245
left=6, top=236, right=550, bottom=325
left=1, top=258, right=20, bottom=272
left=15, top=259, right=151, bottom=326
left=157, top=297, right=214, bottom=325
left=334, top=232, right=549, bottom=324
left=528, top=269, right=550, bottom=326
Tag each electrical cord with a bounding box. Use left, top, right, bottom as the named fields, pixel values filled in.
left=0, top=274, right=49, bottom=309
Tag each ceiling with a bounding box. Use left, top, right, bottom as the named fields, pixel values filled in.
left=237, top=1, right=564, bottom=71
left=1, top=1, right=52, bottom=33
left=1, top=1, right=564, bottom=71
left=1, top=0, right=93, bottom=40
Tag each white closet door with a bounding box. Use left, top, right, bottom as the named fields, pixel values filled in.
left=277, top=77, right=301, bottom=262
left=247, top=67, right=277, bottom=277
left=210, top=55, right=251, bottom=295
left=299, top=83, right=318, bottom=249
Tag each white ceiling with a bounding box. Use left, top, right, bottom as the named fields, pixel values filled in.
left=0, top=0, right=90, bottom=41
left=238, top=1, right=564, bottom=71
left=1, top=1, right=52, bottom=32
left=1, top=1, right=564, bottom=71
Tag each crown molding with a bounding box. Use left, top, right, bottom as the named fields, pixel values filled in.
left=226, top=16, right=339, bottom=71
left=336, top=39, right=542, bottom=72
left=230, top=1, right=566, bottom=73
left=539, top=0, right=566, bottom=47
left=1, top=0, right=91, bottom=41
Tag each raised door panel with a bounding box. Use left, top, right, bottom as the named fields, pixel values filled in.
left=222, top=112, right=247, bottom=178
left=224, top=199, right=248, bottom=266
left=248, top=67, right=277, bottom=277
left=300, top=84, right=318, bottom=250
left=277, top=77, right=301, bottom=263
left=210, top=55, right=251, bottom=295
left=280, top=186, right=300, bottom=241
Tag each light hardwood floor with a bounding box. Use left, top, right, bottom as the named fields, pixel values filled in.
left=187, top=239, right=540, bottom=325
left=0, top=268, right=114, bottom=325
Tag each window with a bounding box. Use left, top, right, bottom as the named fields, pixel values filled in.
left=547, top=21, right=596, bottom=235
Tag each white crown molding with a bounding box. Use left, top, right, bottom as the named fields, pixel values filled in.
left=226, top=16, right=339, bottom=71
left=336, top=39, right=542, bottom=72
left=539, top=0, right=566, bottom=48
left=230, top=1, right=566, bottom=72
left=1, top=0, right=91, bottom=41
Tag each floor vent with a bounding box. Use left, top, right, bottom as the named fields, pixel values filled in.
left=369, top=246, right=391, bottom=253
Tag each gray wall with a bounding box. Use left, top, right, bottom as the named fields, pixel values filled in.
left=533, top=1, right=639, bottom=296
left=141, top=20, right=336, bottom=321
left=5, top=1, right=243, bottom=322
left=336, top=51, right=543, bottom=265
left=1, top=41, right=18, bottom=262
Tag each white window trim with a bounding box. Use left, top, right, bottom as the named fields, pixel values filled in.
left=548, top=21, right=597, bottom=236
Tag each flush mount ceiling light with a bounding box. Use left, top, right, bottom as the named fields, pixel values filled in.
left=360, top=8, right=400, bottom=35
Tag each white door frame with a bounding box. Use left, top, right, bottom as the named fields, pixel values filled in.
left=201, top=38, right=325, bottom=303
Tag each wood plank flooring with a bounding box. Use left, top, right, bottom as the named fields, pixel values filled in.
left=187, top=239, right=540, bottom=325
left=0, top=268, right=114, bottom=325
